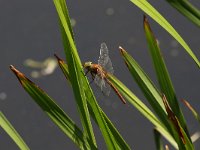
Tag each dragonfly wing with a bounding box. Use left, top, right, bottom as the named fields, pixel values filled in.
left=104, top=57, right=114, bottom=74
left=102, top=81, right=111, bottom=96
left=94, top=74, right=111, bottom=96
left=94, top=74, right=104, bottom=90
left=98, top=43, right=114, bottom=74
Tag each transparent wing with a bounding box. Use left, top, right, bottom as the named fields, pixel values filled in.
left=94, top=74, right=111, bottom=96
left=98, top=43, right=114, bottom=74
left=102, top=81, right=111, bottom=96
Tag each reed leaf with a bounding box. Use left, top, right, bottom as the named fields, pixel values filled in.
left=10, top=65, right=95, bottom=150
left=107, top=73, right=177, bottom=148
left=54, top=0, right=119, bottom=149
left=130, top=0, right=200, bottom=67
left=55, top=54, right=131, bottom=150
left=143, top=16, right=190, bottom=139
left=0, top=111, right=29, bottom=150
left=153, top=128, right=164, bottom=150
left=166, top=0, right=200, bottom=27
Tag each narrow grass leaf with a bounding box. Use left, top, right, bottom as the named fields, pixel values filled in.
left=107, top=73, right=177, bottom=148
left=54, top=0, right=96, bottom=146
left=58, top=0, right=75, bottom=40
left=60, top=23, right=118, bottom=150
left=54, top=0, right=119, bottom=148
left=10, top=65, right=95, bottom=150
left=82, top=76, right=129, bottom=149
left=119, top=47, right=171, bottom=129
left=119, top=47, right=194, bottom=149
left=55, top=55, right=130, bottom=149
left=155, top=126, right=178, bottom=149
left=166, top=0, right=200, bottom=27
left=153, top=128, right=164, bottom=150
left=130, top=0, right=200, bottom=67
left=143, top=16, right=190, bottom=138
left=0, top=112, right=29, bottom=150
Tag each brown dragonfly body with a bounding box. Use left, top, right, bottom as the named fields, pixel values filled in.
left=84, top=43, right=126, bottom=104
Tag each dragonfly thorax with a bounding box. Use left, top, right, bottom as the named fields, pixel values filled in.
left=84, top=61, right=103, bottom=75
left=83, top=61, right=92, bottom=68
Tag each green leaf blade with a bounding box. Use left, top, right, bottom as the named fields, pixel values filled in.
left=10, top=65, right=95, bottom=150
left=130, top=0, right=200, bottom=67
left=166, top=0, right=200, bottom=27
left=55, top=55, right=131, bottom=150
left=0, top=112, right=30, bottom=150
left=107, top=73, right=178, bottom=148
left=143, top=16, right=190, bottom=139
left=54, top=0, right=120, bottom=149
left=153, top=128, right=164, bottom=150
left=54, top=0, right=97, bottom=146
left=119, top=47, right=169, bottom=127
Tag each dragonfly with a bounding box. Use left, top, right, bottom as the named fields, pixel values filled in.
left=83, top=43, right=126, bottom=104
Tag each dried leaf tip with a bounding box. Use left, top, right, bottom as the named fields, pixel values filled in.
left=143, top=15, right=151, bottom=29
left=10, top=65, right=26, bottom=84
left=10, top=65, right=23, bottom=76
left=143, top=15, right=148, bottom=23
left=54, top=53, right=64, bottom=63
left=119, top=46, right=126, bottom=54
left=181, top=99, right=191, bottom=109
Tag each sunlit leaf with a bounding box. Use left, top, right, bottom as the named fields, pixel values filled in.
left=55, top=55, right=131, bottom=149
left=143, top=16, right=190, bottom=138
left=10, top=65, right=95, bottom=150
left=54, top=0, right=119, bottom=149
left=130, top=0, right=200, bottom=67
left=0, top=112, right=29, bottom=150
left=107, top=73, right=177, bottom=149
left=166, top=0, right=200, bottom=27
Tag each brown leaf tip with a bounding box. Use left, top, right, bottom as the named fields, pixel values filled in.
left=182, top=99, right=194, bottom=112
left=119, top=46, right=126, bottom=54
left=10, top=65, right=27, bottom=84
left=54, top=53, right=64, bottom=64
left=182, top=99, right=190, bottom=107
left=143, top=15, right=148, bottom=23
left=10, top=65, right=24, bottom=77
left=143, top=15, right=151, bottom=30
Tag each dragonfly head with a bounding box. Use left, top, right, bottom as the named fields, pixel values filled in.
left=83, top=61, right=92, bottom=68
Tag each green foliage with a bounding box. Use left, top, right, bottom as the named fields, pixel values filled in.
left=7, top=0, right=199, bottom=149
left=54, top=0, right=123, bottom=149
left=55, top=54, right=130, bottom=149
left=166, top=0, right=200, bottom=27
left=153, top=128, right=164, bottom=150
left=10, top=65, right=95, bottom=150
left=0, top=112, right=29, bottom=150
left=130, top=0, right=200, bottom=67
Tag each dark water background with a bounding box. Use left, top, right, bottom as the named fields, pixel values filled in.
left=0, top=0, right=199, bottom=149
